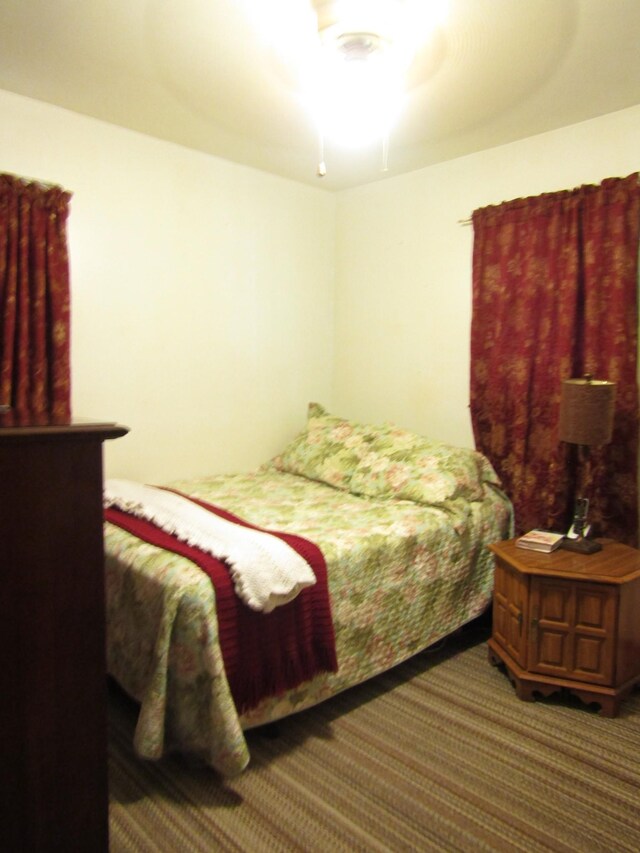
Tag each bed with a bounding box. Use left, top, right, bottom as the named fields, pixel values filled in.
left=104, top=404, right=513, bottom=776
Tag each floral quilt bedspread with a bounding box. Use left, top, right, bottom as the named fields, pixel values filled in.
left=105, top=468, right=512, bottom=776
left=105, top=462, right=511, bottom=775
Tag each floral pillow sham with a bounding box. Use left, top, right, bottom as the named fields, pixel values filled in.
left=271, top=403, right=501, bottom=506
left=349, top=425, right=499, bottom=504
left=270, top=402, right=379, bottom=491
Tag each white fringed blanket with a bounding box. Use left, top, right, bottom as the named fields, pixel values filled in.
left=103, top=479, right=316, bottom=612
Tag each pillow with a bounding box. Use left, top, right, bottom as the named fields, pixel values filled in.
left=271, top=403, right=380, bottom=490
left=349, top=424, right=500, bottom=505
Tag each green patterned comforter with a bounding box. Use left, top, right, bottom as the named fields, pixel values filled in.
left=105, top=468, right=512, bottom=776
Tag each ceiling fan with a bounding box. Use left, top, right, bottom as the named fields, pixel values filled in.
left=306, top=0, right=448, bottom=173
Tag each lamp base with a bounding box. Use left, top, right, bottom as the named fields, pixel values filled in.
left=560, top=536, right=602, bottom=554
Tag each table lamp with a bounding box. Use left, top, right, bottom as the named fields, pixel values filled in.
left=558, top=374, right=616, bottom=553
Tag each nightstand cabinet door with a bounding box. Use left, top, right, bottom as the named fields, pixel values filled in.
left=493, top=559, right=529, bottom=668
left=529, top=578, right=616, bottom=685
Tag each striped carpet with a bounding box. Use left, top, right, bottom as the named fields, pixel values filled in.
left=108, top=623, right=640, bottom=852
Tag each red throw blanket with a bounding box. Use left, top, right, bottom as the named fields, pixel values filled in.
left=105, top=491, right=338, bottom=713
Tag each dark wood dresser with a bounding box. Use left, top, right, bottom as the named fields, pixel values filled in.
left=0, top=420, right=128, bottom=852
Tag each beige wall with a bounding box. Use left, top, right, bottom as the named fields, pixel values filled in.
left=1, top=87, right=639, bottom=481
left=0, top=89, right=336, bottom=481
left=333, top=104, right=640, bottom=447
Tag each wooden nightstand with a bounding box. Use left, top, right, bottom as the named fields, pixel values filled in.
left=487, top=538, right=640, bottom=716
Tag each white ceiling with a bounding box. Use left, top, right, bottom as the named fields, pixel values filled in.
left=1, top=0, right=639, bottom=192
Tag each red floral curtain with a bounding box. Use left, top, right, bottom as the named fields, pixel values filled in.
left=0, top=174, right=72, bottom=425
left=470, top=173, right=639, bottom=546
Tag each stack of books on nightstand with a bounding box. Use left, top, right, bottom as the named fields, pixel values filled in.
left=516, top=529, right=565, bottom=553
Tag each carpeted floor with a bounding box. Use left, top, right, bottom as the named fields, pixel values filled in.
left=108, top=623, right=640, bottom=852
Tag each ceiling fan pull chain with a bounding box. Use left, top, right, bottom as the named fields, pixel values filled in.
left=317, top=132, right=327, bottom=177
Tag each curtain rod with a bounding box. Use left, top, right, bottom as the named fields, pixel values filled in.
left=458, top=173, right=639, bottom=228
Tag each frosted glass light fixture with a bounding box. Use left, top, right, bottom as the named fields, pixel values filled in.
left=307, top=0, right=448, bottom=175
left=311, top=31, right=402, bottom=149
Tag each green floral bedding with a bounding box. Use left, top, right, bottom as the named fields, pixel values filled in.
left=106, top=406, right=513, bottom=774
left=105, top=462, right=513, bottom=777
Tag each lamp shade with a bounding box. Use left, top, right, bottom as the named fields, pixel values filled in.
left=559, top=377, right=616, bottom=446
